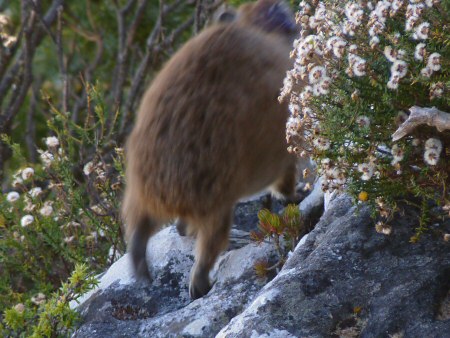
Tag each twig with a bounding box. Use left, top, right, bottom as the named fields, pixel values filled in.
left=56, top=5, right=69, bottom=114
left=25, top=81, right=39, bottom=163
left=392, top=106, right=450, bottom=141
left=111, top=0, right=148, bottom=121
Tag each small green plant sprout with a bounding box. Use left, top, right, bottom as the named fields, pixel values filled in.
left=1, top=264, right=98, bottom=337
left=251, top=204, right=306, bottom=277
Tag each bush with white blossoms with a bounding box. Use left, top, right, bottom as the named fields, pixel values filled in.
left=0, top=84, right=126, bottom=324
left=282, top=0, right=449, bottom=239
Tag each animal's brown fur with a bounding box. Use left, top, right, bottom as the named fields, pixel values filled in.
left=122, top=0, right=298, bottom=299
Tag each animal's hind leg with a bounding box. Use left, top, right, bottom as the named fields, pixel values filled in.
left=189, top=208, right=232, bottom=299
left=176, top=219, right=188, bottom=236
left=128, top=214, right=160, bottom=281
left=272, top=161, right=298, bottom=203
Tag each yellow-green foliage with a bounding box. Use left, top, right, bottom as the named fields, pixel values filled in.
left=1, top=264, right=98, bottom=337
left=251, top=204, right=306, bottom=276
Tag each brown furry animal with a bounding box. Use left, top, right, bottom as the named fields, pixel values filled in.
left=122, top=0, right=298, bottom=299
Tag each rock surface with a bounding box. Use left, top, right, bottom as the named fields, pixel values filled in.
left=74, top=194, right=450, bottom=337
left=73, top=195, right=280, bottom=337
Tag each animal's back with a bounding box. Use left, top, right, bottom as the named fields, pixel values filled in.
left=126, top=22, right=293, bottom=220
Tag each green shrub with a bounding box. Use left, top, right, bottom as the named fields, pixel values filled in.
left=0, top=84, right=124, bottom=334
left=1, top=264, right=98, bottom=337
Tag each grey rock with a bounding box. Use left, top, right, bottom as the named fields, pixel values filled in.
left=219, top=195, right=450, bottom=338
left=74, top=196, right=279, bottom=338
left=74, top=194, right=450, bottom=338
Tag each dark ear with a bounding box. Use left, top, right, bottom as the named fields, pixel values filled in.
left=217, top=9, right=236, bottom=23
left=254, top=0, right=297, bottom=35
left=211, top=5, right=237, bottom=24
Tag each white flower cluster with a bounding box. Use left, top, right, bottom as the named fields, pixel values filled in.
left=420, top=52, right=441, bottom=78
left=358, top=162, right=376, bottom=181
left=423, top=137, right=442, bottom=165
left=429, top=82, right=445, bottom=100
left=383, top=46, right=408, bottom=90
left=36, top=135, right=61, bottom=168
left=391, top=144, right=405, bottom=165
left=320, top=158, right=347, bottom=192
left=282, top=0, right=445, bottom=170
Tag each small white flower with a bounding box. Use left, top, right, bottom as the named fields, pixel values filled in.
left=414, top=43, right=426, bottom=61
left=321, top=158, right=331, bottom=167
left=317, top=77, right=332, bottom=95
left=353, top=59, right=367, bottom=76
left=7, top=191, right=20, bottom=202
left=308, top=66, right=326, bottom=84
left=21, top=215, right=34, bottom=227
left=358, top=163, right=375, bottom=181
left=12, top=177, right=23, bottom=187
left=391, top=144, right=404, bottom=161
left=45, top=136, right=59, bottom=148
left=21, top=167, right=34, bottom=180
left=427, top=52, right=441, bottom=71
left=332, top=39, right=347, bottom=58
left=286, top=116, right=302, bottom=135
left=369, top=36, right=380, bottom=48
left=381, top=226, right=392, bottom=235
left=384, top=46, right=397, bottom=62
left=39, top=204, right=53, bottom=217
left=29, top=187, right=42, bottom=198
left=430, top=82, right=445, bottom=99
left=387, top=77, right=399, bottom=90
left=14, top=303, right=25, bottom=313
left=414, top=22, right=430, bottom=40
left=391, top=60, right=408, bottom=78
left=424, top=149, right=440, bottom=165
left=326, top=167, right=341, bottom=179
left=313, top=137, right=331, bottom=151
left=39, top=150, right=54, bottom=167
left=420, top=66, right=432, bottom=78
left=24, top=198, right=36, bottom=212
left=425, top=138, right=442, bottom=153
left=300, top=86, right=314, bottom=101
left=83, top=161, right=95, bottom=176
left=31, top=293, right=46, bottom=305
left=397, top=49, right=407, bottom=60
left=356, top=116, right=371, bottom=128
left=326, top=36, right=339, bottom=50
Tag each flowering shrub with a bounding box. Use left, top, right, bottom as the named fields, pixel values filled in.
left=281, top=0, right=449, bottom=238
left=0, top=84, right=125, bottom=334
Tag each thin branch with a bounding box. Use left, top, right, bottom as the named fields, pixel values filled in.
left=392, top=106, right=450, bottom=141
left=25, top=80, right=39, bottom=163
left=111, top=0, right=148, bottom=109
left=56, top=5, right=69, bottom=114
left=0, top=0, right=65, bottom=123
